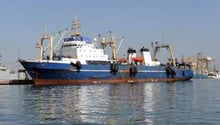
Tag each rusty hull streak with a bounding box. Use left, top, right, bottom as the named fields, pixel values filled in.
left=34, top=77, right=192, bottom=85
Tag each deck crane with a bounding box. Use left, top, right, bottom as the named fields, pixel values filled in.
left=152, top=43, right=176, bottom=66
left=54, top=28, right=68, bottom=54
left=99, top=31, right=117, bottom=60
left=36, top=34, right=53, bottom=60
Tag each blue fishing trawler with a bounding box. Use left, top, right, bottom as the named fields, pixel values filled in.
left=19, top=18, right=193, bottom=85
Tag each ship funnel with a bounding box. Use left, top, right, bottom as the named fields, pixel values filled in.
left=140, top=47, right=152, bottom=65
left=127, top=48, right=136, bottom=64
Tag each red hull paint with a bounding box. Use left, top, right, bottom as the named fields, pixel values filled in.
left=34, top=77, right=192, bottom=85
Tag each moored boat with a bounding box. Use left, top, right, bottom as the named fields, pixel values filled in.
left=182, top=53, right=219, bottom=79
left=0, top=54, right=27, bottom=84
left=207, top=72, right=220, bottom=79
left=19, top=17, right=193, bottom=85
left=0, top=64, right=18, bottom=82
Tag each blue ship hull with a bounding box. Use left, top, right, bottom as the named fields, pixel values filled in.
left=19, top=60, right=193, bottom=85
left=193, top=73, right=208, bottom=79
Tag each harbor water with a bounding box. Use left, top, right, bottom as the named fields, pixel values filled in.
left=0, top=79, right=220, bottom=125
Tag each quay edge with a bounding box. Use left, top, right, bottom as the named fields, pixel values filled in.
left=0, top=79, right=34, bottom=85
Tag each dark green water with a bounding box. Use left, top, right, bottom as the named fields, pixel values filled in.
left=0, top=79, right=220, bottom=125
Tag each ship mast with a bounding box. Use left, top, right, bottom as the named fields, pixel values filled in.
left=71, top=17, right=81, bottom=36
left=100, top=31, right=117, bottom=60
left=109, top=31, right=117, bottom=60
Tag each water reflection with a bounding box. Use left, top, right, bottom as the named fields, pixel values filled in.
left=19, top=83, right=181, bottom=124
left=21, top=84, right=153, bottom=124
left=2, top=80, right=220, bottom=124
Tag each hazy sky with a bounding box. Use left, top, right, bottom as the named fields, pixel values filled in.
left=0, top=0, right=220, bottom=69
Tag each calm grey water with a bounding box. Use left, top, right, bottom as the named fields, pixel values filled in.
left=0, top=79, right=220, bottom=125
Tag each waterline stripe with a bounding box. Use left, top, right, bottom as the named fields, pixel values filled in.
left=71, top=69, right=165, bottom=73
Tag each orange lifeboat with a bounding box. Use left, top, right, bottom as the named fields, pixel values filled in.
left=118, top=57, right=127, bottom=63
left=132, top=57, right=144, bottom=63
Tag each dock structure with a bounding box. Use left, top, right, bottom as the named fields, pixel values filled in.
left=0, top=80, right=34, bottom=85
left=0, top=69, right=34, bottom=85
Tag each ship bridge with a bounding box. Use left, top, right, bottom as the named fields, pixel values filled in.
left=64, top=36, right=92, bottom=44
left=61, top=36, right=108, bottom=62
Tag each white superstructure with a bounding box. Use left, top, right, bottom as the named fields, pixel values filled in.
left=61, top=36, right=109, bottom=62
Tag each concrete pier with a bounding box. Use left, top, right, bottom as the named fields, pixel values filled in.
left=0, top=79, right=34, bottom=85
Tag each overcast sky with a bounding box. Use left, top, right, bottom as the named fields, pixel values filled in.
left=0, top=0, right=220, bottom=69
